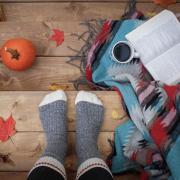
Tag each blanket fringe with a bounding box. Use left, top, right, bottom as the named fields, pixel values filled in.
left=67, top=1, right=137, bottom=90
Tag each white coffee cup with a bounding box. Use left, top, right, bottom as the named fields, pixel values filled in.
left=112, top=41, right=139, bottom=64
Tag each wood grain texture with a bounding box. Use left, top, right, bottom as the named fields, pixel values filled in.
left=1, top=0, right=180, bottom=3
left=0, top=172, right=140, bottom=180
left=0, top=91, right=127, bottom=131
left=0, top=0, right=154, bottom=2
left=0, top=21, right=86, bottom=56
left=0, top=57, right=85, bottom=90
left=1, top=1, right=179, bottom=179
left=0, top=172, right=28, bottom=180
left=0, top=132, right=113, bottom=171
left=2, top=2, right=180, bottom=22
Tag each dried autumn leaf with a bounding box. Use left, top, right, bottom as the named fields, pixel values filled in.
left=112, top=109, right=126, bottom=121
left=112, top=109, right=120, bottom=120
left=49, top=83, right=69, bottom=91
left=49, top=29, right=64, bottom=47
left=0, top=153, right=15, bottom=166
left=146, top=12, right=157, bottom=18
left=153, top=0, right=176, bottom=7
left=0, top=115, right=16, bottom=142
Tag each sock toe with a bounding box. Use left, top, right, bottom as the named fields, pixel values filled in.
left=75, top=91, right=102, bottom=106
left=39, top=90, right=67, bottom=107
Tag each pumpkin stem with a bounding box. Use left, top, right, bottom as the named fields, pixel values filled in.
left=5, top=48, right=20, bottom=60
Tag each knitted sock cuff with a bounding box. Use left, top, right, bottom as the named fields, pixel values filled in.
left=76, top=158, right=112, bottom=180
left=28, top=156, right=66, bottom=180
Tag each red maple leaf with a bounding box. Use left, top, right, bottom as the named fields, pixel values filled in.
left=0, top=115, right=16, bottom=142
left=49, top=29, right=64, bottom=47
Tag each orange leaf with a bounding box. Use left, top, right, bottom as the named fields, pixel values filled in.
left=0, top=115, right=16, bottom=142
left=153, top=0, right=176, bottom=7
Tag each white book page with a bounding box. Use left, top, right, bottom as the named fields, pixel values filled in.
left=126, top=10, right=176, bottom=43
left=146, top=43, right=180, bottom=85
left=125, top=10, right=180, bottom=65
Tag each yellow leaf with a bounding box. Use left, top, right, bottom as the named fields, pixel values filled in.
left=146, top=12, right=157, bottom=18
left=112, top=109, right=127, bottom=121
left=48, top=83, right=69, bottom=91
left=112, top=109, right=118, bottom=120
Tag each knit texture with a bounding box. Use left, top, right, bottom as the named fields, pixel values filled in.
left=76, top=92, right=104, bottom=165
left=39, top=98, right=67, bottom=164
left=86, top=19, right=180, bottom=179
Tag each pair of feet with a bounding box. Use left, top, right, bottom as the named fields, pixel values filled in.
left=38, top=90, right=105, bottom=176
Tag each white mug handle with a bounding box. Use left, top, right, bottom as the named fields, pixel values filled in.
left=134, top=51, right=139, bottom=58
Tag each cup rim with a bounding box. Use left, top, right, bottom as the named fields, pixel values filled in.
left=111, top=40, right=134, bottom=64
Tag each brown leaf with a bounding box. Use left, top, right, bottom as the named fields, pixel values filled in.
left=0, top=153, right=15, bottom=166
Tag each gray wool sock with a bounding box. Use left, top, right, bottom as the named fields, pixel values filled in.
left=39, top=90, right=67, bottom=165
left=75, top=91, right=104, bottom=165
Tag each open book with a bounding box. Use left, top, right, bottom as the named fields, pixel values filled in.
left=125, top=10, right=180, bottom=85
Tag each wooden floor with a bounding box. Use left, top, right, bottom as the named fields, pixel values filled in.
left=0, top=0, right=179, bottom=180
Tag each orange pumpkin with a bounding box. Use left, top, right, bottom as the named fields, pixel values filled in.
left=0, top=38, right=36, bottom=71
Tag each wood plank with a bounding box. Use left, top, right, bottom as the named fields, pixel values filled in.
left=0, top=172, right=28, bottom=180
left=1, top=0, right=180, bottom=3
left=0, top=91, right=127, bottom=132
left=0, top=0, right=156, bottom=2
left=0, top=57, right=84, bottom=90
left=0, top=132, right=139, bottom=179
left=0, top=4, right=179, bottom=57
left=2, top=3, right=180, bottom=22
left=0, top=21, right=86, bottom=56
left=0, top=172, right=140, bottom=180
left=0, top=132, right=113, bottom=171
